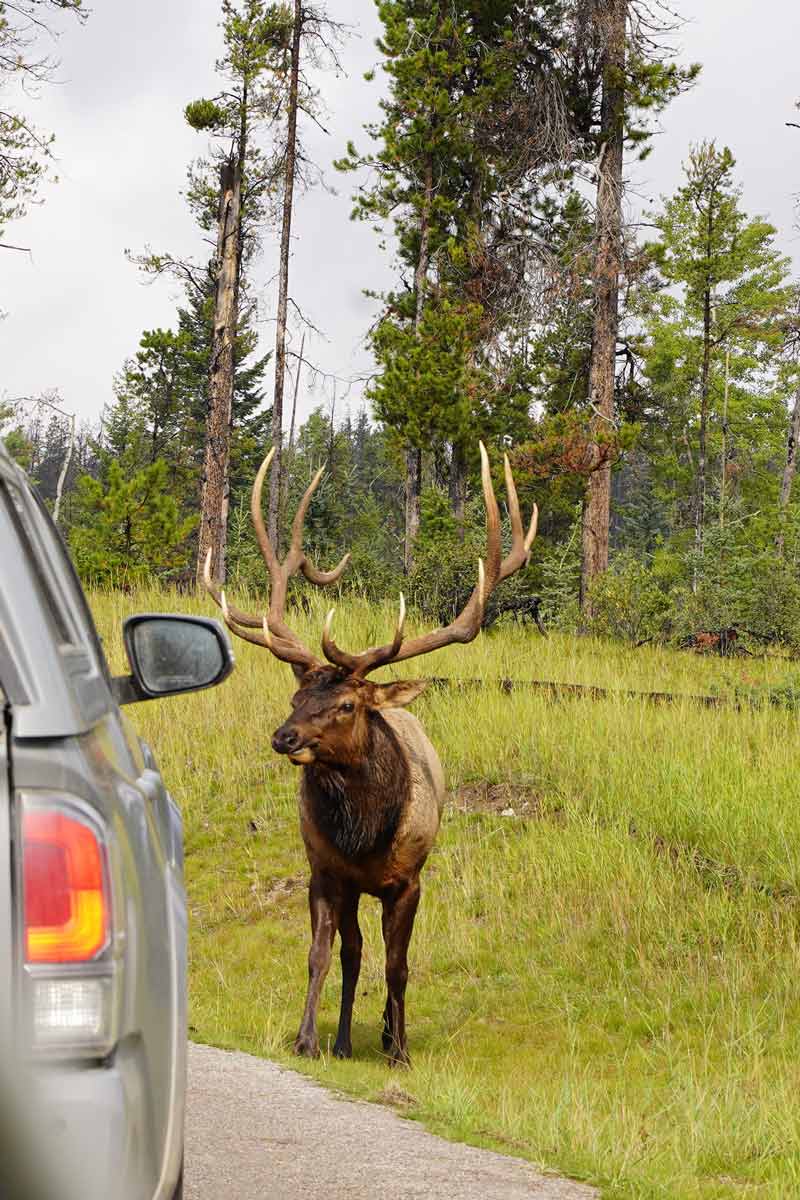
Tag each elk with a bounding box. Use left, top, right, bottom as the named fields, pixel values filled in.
left=203, top=443, right=537, bottom=1065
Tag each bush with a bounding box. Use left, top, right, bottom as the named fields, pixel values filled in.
left=586, top=552, right=672, bottom=643
left=409, top=487, right=539, bottom=623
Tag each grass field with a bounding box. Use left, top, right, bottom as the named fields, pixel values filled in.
left=92, top=586, right=800, bottom=1200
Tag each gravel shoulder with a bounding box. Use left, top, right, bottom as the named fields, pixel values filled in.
left=185, top=1042, right=597, bottom=1199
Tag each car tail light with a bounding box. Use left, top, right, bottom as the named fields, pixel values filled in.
left=19, top=796, right=120, bottom=1058
left=23, top=809, right=110, bottom=964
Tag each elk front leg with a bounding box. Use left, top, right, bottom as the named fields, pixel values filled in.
left=295, top=874, right=339, bottom=1058
left=381, top=878, right=421, bottom=1067
left=333, top=889, right=362, bottom=1059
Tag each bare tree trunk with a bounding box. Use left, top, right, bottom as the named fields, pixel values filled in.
left=580, top=0, right=626, bottom=618
left=404, top=157, right=433, bottom=574
left=195, top=82, right=246, bottom=586
left=268, top=0, right=302, bottom=550
left=328, top=383, right=336, bottom=475
left=449, top=441, right=467, bottom=536
left=404, top=448, right=422, bottom=571
left=280, top=330, right=304, bottom=530
left=777, top=380, right=800, bottom=555
left=53, top=410, right=75, bottom=529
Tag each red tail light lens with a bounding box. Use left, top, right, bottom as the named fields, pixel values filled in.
left=22, top=808, right=110, bottom=963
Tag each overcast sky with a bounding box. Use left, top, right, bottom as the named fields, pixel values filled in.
left=2, top=0, right=798, bottom=431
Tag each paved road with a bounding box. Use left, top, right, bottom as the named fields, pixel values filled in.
left=185, top=1042, right=597, bottom=1200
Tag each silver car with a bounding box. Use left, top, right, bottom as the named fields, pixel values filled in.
left=0, top=441, right=233, bottom=1200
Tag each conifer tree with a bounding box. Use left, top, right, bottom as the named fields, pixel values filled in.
left=339, top=0, right=568, bottom=565
left=69, top=461, right=196, bottom=586
left=640, top=143, right=792, bottom=563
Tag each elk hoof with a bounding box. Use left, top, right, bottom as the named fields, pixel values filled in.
left=332, top=1039, right=352, bottom=1059
left=389, top=1048, right=410, bottom=1068
left=293, top=1034, right=320, bottom=1059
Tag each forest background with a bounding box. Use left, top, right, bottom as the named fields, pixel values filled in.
left=3, top=0, right=800, bottom=650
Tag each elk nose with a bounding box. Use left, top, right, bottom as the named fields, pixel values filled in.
left=272, top=726, right=301, bottom=754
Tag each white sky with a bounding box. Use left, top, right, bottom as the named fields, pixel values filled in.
left=1, top=0, right=798, bottom=430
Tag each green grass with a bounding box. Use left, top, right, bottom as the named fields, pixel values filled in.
left=91, top=586, right=800, bottom=1199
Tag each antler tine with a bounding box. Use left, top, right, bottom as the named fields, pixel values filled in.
left=219, top=591, right=270, bottom=649
left=245, top=445, right=353, bottom=670
left=287, top=466, right=324, bottom=568
left=289, top=466, right=351, bottom=584
left=322, top=593, right=407, bottom=676
left=504, top=450, right=538, bottom=552
left=202, top=547, right=263, bottom=629
left=479, top=441, right=502, bottom=591
left=497, top=453, right=535, bottom=582
left=250, top=447, right=280, bottom=575
left=373, top=443, right=538, bottom=670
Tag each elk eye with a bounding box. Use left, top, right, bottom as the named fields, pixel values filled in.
left=340, top=701, right=355, bottom=714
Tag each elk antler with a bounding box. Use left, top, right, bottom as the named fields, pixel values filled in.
left=202, top=446, right=350, bottom=672
left=321, top=442, right=537, bottom=676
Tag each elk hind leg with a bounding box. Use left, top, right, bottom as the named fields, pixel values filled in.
left=381, top=879, right=421, bottom=1067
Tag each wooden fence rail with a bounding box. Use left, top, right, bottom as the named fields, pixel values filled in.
left=426, top=676, right=728, bottom=708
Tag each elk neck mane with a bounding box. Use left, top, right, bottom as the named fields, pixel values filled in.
left=302, top=711, right=410, bottom=859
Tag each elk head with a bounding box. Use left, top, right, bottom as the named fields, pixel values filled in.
left=203, top=443, right=538, bottom=769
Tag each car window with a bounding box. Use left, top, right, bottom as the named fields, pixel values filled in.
left=27, top=488, right=111, bottom=684
left=0, top=483, right=75, bottom=648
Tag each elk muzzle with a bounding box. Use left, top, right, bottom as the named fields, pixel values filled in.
left=272, top=723, right=318, bottom=765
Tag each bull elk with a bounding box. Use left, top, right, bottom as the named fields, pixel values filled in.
left=203, top=444, right=537, bottom=1065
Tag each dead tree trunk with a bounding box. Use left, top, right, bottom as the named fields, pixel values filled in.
left=449, top=440, right=467, bottom=536
left=404, top=157, right=433, bottom=573
left=777, top=380, right=800, bottom=554
left=268, top=0, right=302, bottom=550
left=196, top=144, right=243, bottom=586
left=580, top=0, right=626, bottom=617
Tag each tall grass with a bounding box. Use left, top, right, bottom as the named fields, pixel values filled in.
left=92, top=586, right=800, bottom=1199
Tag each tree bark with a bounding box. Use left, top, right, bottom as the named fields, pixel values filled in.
left=777, top=380, right=800, bottom=555
left=53, top=410, right=75, bottom=529
left=779, top=381, right=800, bottom=509
left=195, top=142, right=243, bottom=586
left=449, top=440, right=467, bottom=536
left=580, top=0, right=626, bottom=618
left=404, top=157, right=433, bottom=573
left=268, top=0, right=302, bottom=551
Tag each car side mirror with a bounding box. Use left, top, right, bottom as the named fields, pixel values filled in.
left=112, top=614, right=234, bottom=706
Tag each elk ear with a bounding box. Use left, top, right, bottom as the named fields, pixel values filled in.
left=370, top=679, right=428, bottom=709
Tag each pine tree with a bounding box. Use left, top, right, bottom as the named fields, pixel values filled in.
left=641, top=142, right=792, bottom=564
left=69, top=461, right=197, bottom=585
left=339, top=0, right=568, bottom=564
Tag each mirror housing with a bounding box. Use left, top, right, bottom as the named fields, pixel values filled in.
left=112, top=614, right=234, bottom=706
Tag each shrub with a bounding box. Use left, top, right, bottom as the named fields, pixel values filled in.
left=587, top=552, right=672, bottom=643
